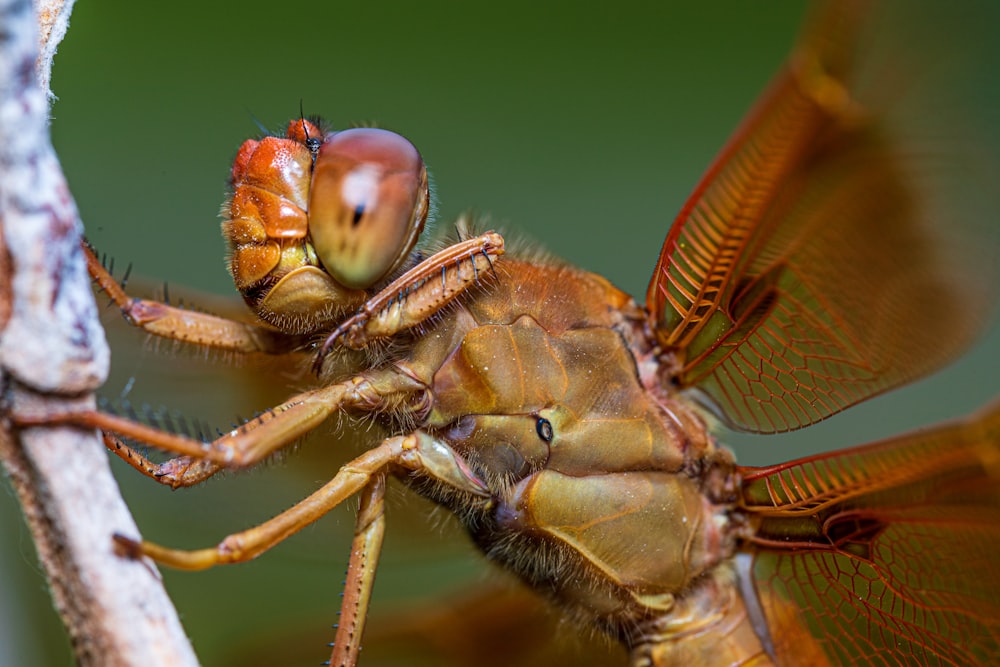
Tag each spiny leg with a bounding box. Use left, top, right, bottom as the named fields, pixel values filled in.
left=112, top=431, right=489, bottom=570
left=83, top=239, right=302, bottom=354
left=329, top=473, right=387, bottom=667
left=100, top=432, right=223, bottom=488
left=19, top=368, right=428, bottom=488
left=316, top=231, right=504, bottom=364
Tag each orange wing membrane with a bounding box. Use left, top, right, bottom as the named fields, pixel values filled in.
left=738, top=399, right=1000, bottom=664
left=647, top=0, right=997, bottom=432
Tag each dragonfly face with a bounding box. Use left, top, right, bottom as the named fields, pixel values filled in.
left=9, top=1, right=1000, bottom=667
left=226, top=120, right=430, bottom=333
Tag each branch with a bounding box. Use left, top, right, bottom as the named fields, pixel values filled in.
left=0, top=1, right=198, bottom=664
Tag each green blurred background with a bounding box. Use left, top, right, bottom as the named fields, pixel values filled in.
left=2, top=1, right=998, bottom=665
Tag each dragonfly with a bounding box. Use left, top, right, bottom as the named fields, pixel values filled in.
left=21, top=0, right=1000, bottom=665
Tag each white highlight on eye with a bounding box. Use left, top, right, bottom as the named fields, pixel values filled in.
left=341, top=164, right=381, bottom=214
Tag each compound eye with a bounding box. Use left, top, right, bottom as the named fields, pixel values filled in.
left=307, top=128, right=429, bottom=289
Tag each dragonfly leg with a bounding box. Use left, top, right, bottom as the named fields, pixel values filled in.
left=100, top=432, right=222, bottom=487
left=316, top=231, right=504, bottom=363
left=18, top=369, right=429, bottom=488
left=83, top=239, right=301, bottom=354
left=113, top=431, right=488, bottom=570
left=330, top=473, right=387, bottom=667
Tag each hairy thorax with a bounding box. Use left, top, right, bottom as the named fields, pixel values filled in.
left=393, top=257, right=743, bottom=644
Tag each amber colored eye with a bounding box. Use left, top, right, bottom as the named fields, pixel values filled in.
left=307, top=128, right=429, bottom=289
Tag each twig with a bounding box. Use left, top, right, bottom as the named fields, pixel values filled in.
left=0, top=1, right=198, bottom=665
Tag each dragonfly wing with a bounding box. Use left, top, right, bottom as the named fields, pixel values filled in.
left=647, top=0, right=1000, bottom=432
left=737, top=399, right=1000, bottom=665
